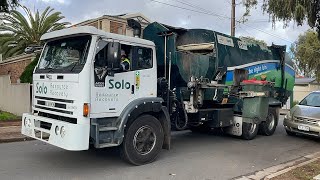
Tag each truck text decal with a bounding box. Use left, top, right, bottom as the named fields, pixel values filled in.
left=108, top=79, right=130, bottom=89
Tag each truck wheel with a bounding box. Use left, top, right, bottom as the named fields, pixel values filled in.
left=259, top=108, right=278, bottom=136
left=120, top=114, right=164, bottom=165
left=242, top=122, right=258, bottom=140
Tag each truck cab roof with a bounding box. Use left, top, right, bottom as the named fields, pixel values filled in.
left=41, top=26, right=155, bottom=47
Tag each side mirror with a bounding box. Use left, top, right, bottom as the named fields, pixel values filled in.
left=107, top=42, right=121, bottom=69
left=25, top=45, right=42, bottom=54
left=25, top=47, right=35, bottom=54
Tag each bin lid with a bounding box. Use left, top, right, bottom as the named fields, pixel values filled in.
left=241, top=79, right=270, bottom=85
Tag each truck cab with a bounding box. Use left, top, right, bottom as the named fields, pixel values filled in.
left=22, top=26, right=171, bottom=165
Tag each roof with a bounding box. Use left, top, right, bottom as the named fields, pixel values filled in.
left=295, top=77, right=318, bottom=85
left=73, top=13, right=151, bottom=27
left=40, top=26, right=155, bottom=46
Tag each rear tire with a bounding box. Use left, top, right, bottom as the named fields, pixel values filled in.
left=259, top=108, right=278, bottom=136
left=120, top=114, right=164, bottom=165
left=242, top=122, right=259, bottom=140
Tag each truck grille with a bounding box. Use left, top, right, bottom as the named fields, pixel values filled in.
left=294, top=116, right=320, bottom=126
left=35, top=96, right=74, bottom=115
left=38, top=111, right=77, bottom=124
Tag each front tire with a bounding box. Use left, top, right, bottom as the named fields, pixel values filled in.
left=242, top=121, right=259, bottom=140
left=259, top=108, right=278, bottom=136
left=120, top=115, right=164, bottom=165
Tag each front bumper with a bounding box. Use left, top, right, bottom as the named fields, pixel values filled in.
left=21, top=113, right=89, bottom=151
left=283, top=118, right=320, bottom=137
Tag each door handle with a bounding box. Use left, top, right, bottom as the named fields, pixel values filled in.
left=131, top=85, right=135, bottom=94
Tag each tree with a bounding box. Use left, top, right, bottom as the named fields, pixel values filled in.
left=242, top=0, right=320, bottom=38
left=20, top=53, right=40, bottom=83
left=239, top=36, right=268, bottom=47
left=0, top=6, right=69, bottom=59
left=0, top=0, right=19, bottom=12
left=290, top=30, right=320, bottom=81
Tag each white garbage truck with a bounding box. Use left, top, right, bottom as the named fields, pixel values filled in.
left=22, top=20, right=295, bottom=165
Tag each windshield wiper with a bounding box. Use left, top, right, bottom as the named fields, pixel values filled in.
left=69, top=62, right=78, bottom=72
left=46, top=67, right=54, bottom=73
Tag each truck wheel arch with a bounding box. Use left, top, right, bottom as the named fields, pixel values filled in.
left=114, top=97, right=171, bottom=150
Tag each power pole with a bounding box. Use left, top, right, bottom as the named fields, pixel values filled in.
left=231, top=0, right=236, bottom=36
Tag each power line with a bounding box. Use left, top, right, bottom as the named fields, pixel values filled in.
left=150, top=0, right=320, bottom=54
left=150, top=0, right=230, bottom=20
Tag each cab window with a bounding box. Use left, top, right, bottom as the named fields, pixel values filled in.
left=132, top=46, right=153, bottom=70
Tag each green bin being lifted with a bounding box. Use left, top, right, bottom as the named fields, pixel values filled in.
left=240, top=80, right=272, bottom=123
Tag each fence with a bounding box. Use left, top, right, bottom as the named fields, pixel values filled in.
left=0, top=75, right=31, bottom=116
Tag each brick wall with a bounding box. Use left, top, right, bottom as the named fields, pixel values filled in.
left=110, top=21, right=126, bottom=35
left=0, top=54, right=35, bottom=83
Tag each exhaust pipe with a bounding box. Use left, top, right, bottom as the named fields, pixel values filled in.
left=127, top=19, right=141, bottom=38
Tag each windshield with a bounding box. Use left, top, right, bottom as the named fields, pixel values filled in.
left=299, top=92, right=320, bottom=107
left=36, top=35, right=91, bottom=73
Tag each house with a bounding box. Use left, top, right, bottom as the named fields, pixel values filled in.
left=72, top=13, right=151, bottom=36
left=0, top=13, right=152, bottom=83
left=293, top=77, right=320, bottom=101
left=0, top=53, right=36, bottom=83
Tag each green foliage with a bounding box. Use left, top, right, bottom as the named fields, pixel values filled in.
left=0, top=0, right=19, bottom=12
left=291, top=30, right=320, bottom=81
left=242, top=0, right=320, bottom=38
left=0, top=110, right=18, bottom=121
left=0, top=5, right=69, bottom=59
left=239, top=36, right=268, bottom=47
left=20, top=53, right=40, bottom=83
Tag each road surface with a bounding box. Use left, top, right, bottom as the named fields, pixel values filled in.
left=0, top=117, right=319, bottom=180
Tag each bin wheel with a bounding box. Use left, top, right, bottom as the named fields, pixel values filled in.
left=259, top=108, right=278, bottom=136
left=120, top=115, right=164, bottom=165
left=242, top=121, right=258, bottom=140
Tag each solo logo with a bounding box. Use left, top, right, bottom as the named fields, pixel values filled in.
left=35, top=82, right=48, bottom=94
left=109, top=79, right=130, bottom=89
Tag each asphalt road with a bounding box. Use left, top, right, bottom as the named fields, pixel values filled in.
left=0, top=117, right=319, bottom=180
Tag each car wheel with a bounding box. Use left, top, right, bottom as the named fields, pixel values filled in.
left=120, top=114, right=164, bottom=165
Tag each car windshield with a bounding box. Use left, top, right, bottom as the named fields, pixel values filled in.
left=37, top=35, right=91, bottom=72
left=299, top=92, right=320, bottom=107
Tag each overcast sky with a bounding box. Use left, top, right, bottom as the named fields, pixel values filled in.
left=21, top=0, right=310, bottom=48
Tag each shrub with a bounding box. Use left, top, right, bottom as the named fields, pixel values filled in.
left=291, top=100, right=299, bottom=108
left=20, top=53, right=40, bottom=83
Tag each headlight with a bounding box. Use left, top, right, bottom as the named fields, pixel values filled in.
left=285, top=111, right=292, bottom=120
left=55, top=126, right=60, bottom=135
left=25, top=119, right=32, bottom=127
left=60, top=126, right=66, bottom=138
left=24, top=117, right=27, bottom=126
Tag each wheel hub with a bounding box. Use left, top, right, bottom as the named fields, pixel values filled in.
left=268, top=114, right=275, bottom=131
left=133, top=125, right=156, bottom=155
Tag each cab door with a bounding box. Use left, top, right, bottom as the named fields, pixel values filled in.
left=91, top=40, right=135, bottom=116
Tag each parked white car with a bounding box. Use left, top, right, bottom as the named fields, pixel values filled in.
left=284, top=91, right=320, bottom=137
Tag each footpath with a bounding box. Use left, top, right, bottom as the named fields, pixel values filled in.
left=0, top=120, right=32, bottom=143
left=236, top=151, right=320, bottom=180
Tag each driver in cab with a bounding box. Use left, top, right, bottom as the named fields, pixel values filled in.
left=120, top=50, right=130, bottom=71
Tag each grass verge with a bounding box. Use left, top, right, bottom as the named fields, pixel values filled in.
left=271, top=159, right=320, bottom=180
left=0, top=111, right=19, bottom=121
